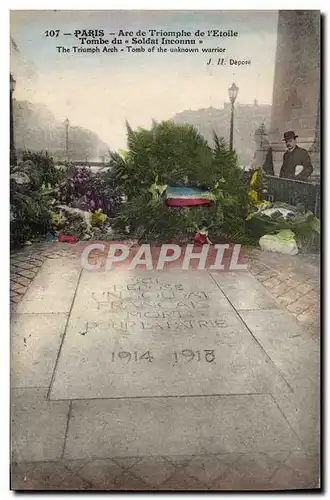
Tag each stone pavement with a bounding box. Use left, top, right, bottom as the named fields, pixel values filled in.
left=10, top=243, right=80, bottom=309
left=10, top=243, right=320, bottom=491
left=248, top=250, right=320, bottom=331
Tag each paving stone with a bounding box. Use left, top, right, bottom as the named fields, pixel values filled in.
left=76, top=459, right=123, bottom=489
left=283, top=271, right=304, bottom=282
left=61, top=459, right=90, bottom=473
left=11, top=260, right=26, bottom=269
left=182, top=455, right=237, bottom=484
left=297, top=306, right=320, bottom=326
left=248, top=262, right=269, bottom=276
left=50, top=291, right=285, bottom=399
left=269, top=280, right=295, bottom=298
left=287, top=292, right=319, bottom=315
left=40, top=464, right=89, bottom=490
left=10, top=282, right=23, bottom=292
left=294, top=281, right=318, bottom=295
left=129, top=457, right=176, bottom=486
left=211, top=468, right=271, bottom=490
left=11, top=264, right=21, bottom=272
left=11, top=461, right=90, bottom=490
left=9, top=249, right=320, bottom=490
left=239, top=310, right=319, bottom=380
left=12, top=276, right=31, bottom=287
left=64, top=395, right=300, bottom=460
left=112, top=457, right=142, bottom=470
left=163, top=455, right=193, bottom=467
left=27, top=259, right=44, bottom=267
left=277, top=288, right=305, bottom=307
left=231, top=451, right=290, bottom=483
left=11, top=463, right=43, bottom=490
left=262, top=276, right=283, bottom=289
left=14, top=286, right=28, bottom=295
left=10, top=295, right=21, bottom=304
left=31, top=266, right=42, bottom=273
left=10, top=293, right=21, bottom=304
left=209, top=451, right=290, bottom=490
left=109, top=471, right=149, bottom=490
left=254, top=270, right=279, bottom=282
left=214, top=452, right=243, bottom=465
left=49, top=269, right=289, bottom=400
left=11, top=388, right=70, bottom=462
left=284, top=451, right=320, bottom=481
left=272, top=377, right=320, bottom=451
left=16, top=258, right=81, bottom=314
left=274, top=272, right=291, bottom=282
left=211, top=272, right=280, bottom=310
left=16, top=269, right=37, bottom=279
left=160, top=469, right=208, bottom=490
left=43, top=253, right=61, bottom=259
left=11, top=386, right=49, bottom=403
left=306, top=277, right=320, bottom=289
left=249, top=268, right=263, bottom=277
left=268, top=451, right=320, bottom=490
left=11, top=313, right=67, bottom=388
left=13, top=262, right=36, bottom=271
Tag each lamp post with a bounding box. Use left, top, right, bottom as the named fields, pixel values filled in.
left=64, top=118, right=69, bottom=161
left=228, top=82, right=239, bottom=151
left=10, top=73, right=17, bottom=166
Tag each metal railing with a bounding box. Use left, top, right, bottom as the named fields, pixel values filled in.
left=262, top=175, right=320, bottom=218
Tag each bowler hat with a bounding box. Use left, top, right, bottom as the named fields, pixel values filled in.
left=283, top=131, right=298, bottom=141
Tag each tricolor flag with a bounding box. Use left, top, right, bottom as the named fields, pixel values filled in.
left=166, top=186, right=214, bottom=207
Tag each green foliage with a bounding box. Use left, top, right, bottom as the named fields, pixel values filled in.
left=60, top=212, right=90, bottom=238
left=113, top=196, right=223, bottom=242
left=10, top=170, right=52, bottom=247
left=90, top=168, right=123, bottom=217
left=148, top=175, right=167, bottom=201
left=111, top=122, right=253, bottom=244
left=21, top=150, right=62, bottom=187
left=50, top=211, right=66, bottom=230
left=113, top=121, right=214, bottom=200
left=248, top=167, right=263, bottom=203
left=90, top=208, right=107, bottom=227
left=10, top=152, right=66, bottom=247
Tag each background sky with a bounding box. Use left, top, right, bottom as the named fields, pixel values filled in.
left=10, top=10, right=279, bottom=150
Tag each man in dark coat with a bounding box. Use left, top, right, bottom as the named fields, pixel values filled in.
left=280, top=131, right=313, bottom=180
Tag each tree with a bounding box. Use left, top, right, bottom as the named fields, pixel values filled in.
left=254, top=123, right=267, bottom=147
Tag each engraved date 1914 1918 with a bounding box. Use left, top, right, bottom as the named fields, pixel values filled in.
left=111, top=351, right=153, bottom=363
left=173, top=349, right=215, bottom=364
left=110, top=349, right=216, bottom=364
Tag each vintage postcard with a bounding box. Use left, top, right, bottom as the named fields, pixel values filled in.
left=10, top=10, right=320, bottom=491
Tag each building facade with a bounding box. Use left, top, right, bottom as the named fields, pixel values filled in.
left=268, top=10, right=320, bottom=178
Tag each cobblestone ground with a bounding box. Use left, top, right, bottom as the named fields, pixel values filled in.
left=11, top=451, right=319, bottom=491
left=247, top=249, right=320, bottom=332
left=10, top=242, right=320, bottom=491
left=10, top=243, right=77, bottom=309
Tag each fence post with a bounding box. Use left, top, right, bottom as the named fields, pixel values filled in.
left=314, top=184, right=320, bottom=218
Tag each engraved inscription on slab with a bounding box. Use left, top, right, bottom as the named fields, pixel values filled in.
left=50, top=272, right=284, bottom=399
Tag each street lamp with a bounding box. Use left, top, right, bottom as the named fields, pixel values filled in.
left=228, top=82, right=239, bottom=151
left=10, top=73, right=17, bottom=166
left=64, top=118, right=69, bottom=161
